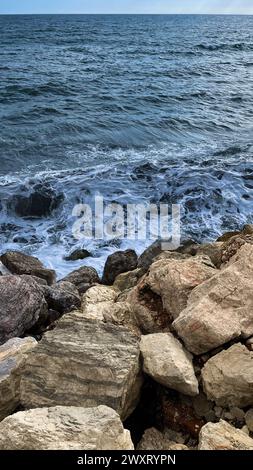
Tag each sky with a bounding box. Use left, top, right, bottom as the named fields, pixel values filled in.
left=0, top=0, right=253, bottom=15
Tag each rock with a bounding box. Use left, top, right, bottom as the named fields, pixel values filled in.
left=146, top=256, right=215, bottom=320
left=0, top=337, right=37, bottom=421
left=42, top=281, right=81, bottom=315
left=161, top=390, right=204, bottom=438
left=0, top=251, right=55, bottom=285
left=61, top=266, right=100, bottom=294
left=198, top=420, right=253, bottom=450
left=245, top=409, right=253, bottom=432
left=20, top=313, right=142, bottom=420
left=80, top=285, right=140, bottom=335
left=113, top=268, right=144, bottom=292
left=127, top=279, right=170, bottom=334
left=137, top=427, right=188, bottom=450
left=102, top=249, right=138, bottom=285
left=0, top=275, right=48, bottom=345
left=221, top=234, right=253, bottom=265
left=217, top=231, right=241, bottom=242
left=202, top=344, right=253, bottom=408
left=137, top=240, right=163, bottom=271
left=137, top=239, right=198, bottom=272
left=193, top=392, right=214, bottom=419
left=0, top=405, right=133, bottom=450
left=241, top=425, right=250, bottom=436
left=229, top=407, right=245, bottom=423
left=173, top=244, right=253, bottom=354
left=195, top=242, right=223, bottom=268
left=64, top=249, right=91, bottom=261
left=10, top=183, right=63, bottom=218
left=81, top=285, right=118, bottom=321
left=140, top=333, right=198, bottom=396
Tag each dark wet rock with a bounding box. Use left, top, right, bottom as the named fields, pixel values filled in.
left=10, top=183, right=64, bottom=218
left=64, top=249, right=91, bottom=261
left=137, top=241, right=162, bottom=271
left=138, top=239, right=198, bottom=272
left=42, top=281, right=81, bottom=315
left=102, top=250, right=138, bottom=285
left=61, top=266, right=100, bottom=294
left=0, top=275, right=48, bottom=345
left=0, top=251, right=55, bottom=285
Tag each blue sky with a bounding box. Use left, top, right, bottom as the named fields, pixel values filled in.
left=1, top=1, right=253, bottom=15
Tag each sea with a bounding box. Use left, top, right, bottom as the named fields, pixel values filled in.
left=0, top=14, right=253, bottom=278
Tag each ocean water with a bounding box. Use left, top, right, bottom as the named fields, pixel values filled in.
left=0, top=14, right=253, bottom=278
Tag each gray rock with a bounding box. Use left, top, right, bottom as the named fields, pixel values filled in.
left=61, top=266, right=100, bottom=294
left=198, top=420, right=253, bottom=450
left=140, top=333, right=199, bottom=396
left=42, top=281, right=81, bottom=315
left=20, top=313, right=142, bottom=420
left=202, top=344, right=253, bottom=408
left=0, top=337, right=37, bottom=421
left=102, top=250, right=138, bottom=285
left=0, top=275, right=48, bottom=344
left=0, top=251, right=55, bottom=285
left=0, top=405, right=133, bottom=450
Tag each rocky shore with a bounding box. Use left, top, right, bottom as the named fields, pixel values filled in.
left=1, top=227, right=253, bottom=450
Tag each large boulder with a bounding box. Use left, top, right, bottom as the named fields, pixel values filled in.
left=0, top=337, right=37, bottom=421
left=20, top=313, right=142, bottom=420
left=61, top=266, right=100, bottom=294
left=0, top=275, right=48, bottom=344
left=42, top=281, right=81, bottom=315
left=146, top=256, right=215, bottom=320
left=140, top=333, right=198, bottom=396
left=0, top=251, right=55, bottom=285
left=198, top=420, right=253, bottom=450
left=10, top=183, right=63, bottom=218
left=0, top=405, right=134, bottom=450
left=173, top=244, right=253, bottom=354
left=201, top=343, right=253, bottom=408
left=102, top=249, right=138, bottom=285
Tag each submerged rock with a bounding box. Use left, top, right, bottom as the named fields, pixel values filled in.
left=202, top=343, right=253, bottom=408
left=64, top=249, right=91, bottom=261
left=61, top=266, right=100, bottom=294
left=102, top=249, right=138, bottom=285
left=10, top=183, right=63, bottom=218
left=0, top=405, right=133, bottom=450
left=0, top=337, right=37, bottom=421
left=0, top=251, right=55, bottom=285
left=20, top=313, right=142, bottom=420
left=140, top=333, right=198, bottom=396
left=198, top=420, right=253, bottom=450
left=0, top=275, right=47, bottom=345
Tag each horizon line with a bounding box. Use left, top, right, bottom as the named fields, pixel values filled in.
left=0, top=13, right=253, bottom=16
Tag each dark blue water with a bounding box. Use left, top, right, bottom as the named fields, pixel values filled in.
left=0, top=14, right=253, bottom=277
